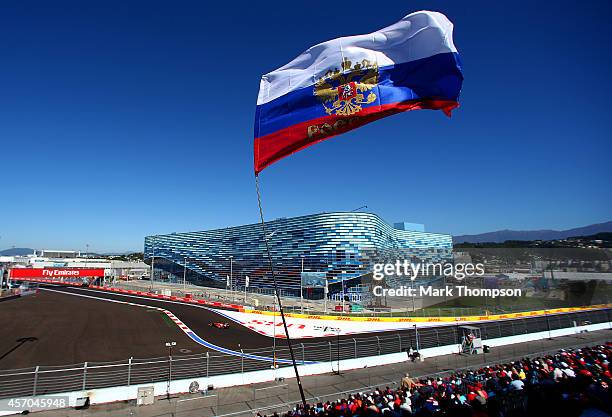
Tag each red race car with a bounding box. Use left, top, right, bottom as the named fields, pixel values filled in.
left=208, top=322, right=230, bottom=329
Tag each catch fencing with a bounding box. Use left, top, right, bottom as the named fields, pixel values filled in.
left=0, top=308, right=609, bottom=399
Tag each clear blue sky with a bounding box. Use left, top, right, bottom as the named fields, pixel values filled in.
left=1, top=0, right=610, bottom=253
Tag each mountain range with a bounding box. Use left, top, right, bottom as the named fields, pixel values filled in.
left=0, top=247, right=34, bottom=256
left=0, top=248, right=134, bottom=256
left=453, top=221, right=612, bottom=244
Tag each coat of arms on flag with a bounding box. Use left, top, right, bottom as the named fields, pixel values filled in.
left=314, top=58, right=378, bottom=116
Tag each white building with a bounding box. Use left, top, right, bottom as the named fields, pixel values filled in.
left=1, top=252, right=148, bottom=280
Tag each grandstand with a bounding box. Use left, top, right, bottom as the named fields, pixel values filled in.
left=274, top=343, right=612, bottom=417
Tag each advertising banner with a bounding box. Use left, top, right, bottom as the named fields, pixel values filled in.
left=10, top=268, right=105, bottom=278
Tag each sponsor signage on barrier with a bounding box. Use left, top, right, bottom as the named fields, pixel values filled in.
left=242, top=304, right=611, bottom=323
left=86, top=285, right=244, bottom=311
left=17, top=278, right=83, bottom=286
left=10, top=268, right=105, bottom=278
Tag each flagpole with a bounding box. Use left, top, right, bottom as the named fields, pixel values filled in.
left=255, top=174, right=307, bottom=408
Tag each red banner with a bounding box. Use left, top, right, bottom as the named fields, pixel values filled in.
left=10, top=268, right=105, bottom=278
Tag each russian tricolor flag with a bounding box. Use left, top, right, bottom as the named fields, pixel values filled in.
left=254, top=11, right=463, bottom=174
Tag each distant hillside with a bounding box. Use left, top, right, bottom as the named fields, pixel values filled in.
left=454, top=221, right=612, bottom=244
left=577, top=232, right=612, bottom=241
left=0, top=248, right=142, bottom=258
left=0, top=248, right=34, bottom=256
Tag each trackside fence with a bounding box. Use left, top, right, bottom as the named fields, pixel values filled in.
left=0, top=308, right=610, bottom=399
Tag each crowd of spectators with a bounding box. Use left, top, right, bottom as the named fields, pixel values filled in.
left=258, top=343, right=611, bottom=417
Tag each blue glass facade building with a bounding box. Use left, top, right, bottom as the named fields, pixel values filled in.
left=144, top=212, right=452, bottom=295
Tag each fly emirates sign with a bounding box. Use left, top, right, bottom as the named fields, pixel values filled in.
left=10, top=268, right=105, bottom=278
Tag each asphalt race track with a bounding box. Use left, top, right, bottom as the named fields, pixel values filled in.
left=0, top=289, right=211, bottom=369
left=40, top=285, right=279, bottom=348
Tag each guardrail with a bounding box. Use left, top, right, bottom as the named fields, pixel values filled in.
left=0, top=308, right=609, bottom=399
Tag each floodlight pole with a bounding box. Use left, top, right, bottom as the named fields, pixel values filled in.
left=341, top=278, right=345, bottom=314
left=183, top=256, right=187, bottom=291
left=244, top=275, right=249, bottom=303
left=324, top=280, right=328, bottom=313
left=230, top=256, right=234, bottom=302
left=150, top=245, right=155, bottom=293
left=255, top=175, right=307, bottom=409
left=225, top=275, right=229, bottom=300
left=300, top=256, right=304, bottom=314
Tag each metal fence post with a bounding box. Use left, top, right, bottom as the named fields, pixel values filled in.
left=82, top=362, right=88, bottom=391
left=397, top=333, right=402, bottom=352
left=434, top=329, right=440, bottom=347
left=545, top=311, right=552, bottom=339
left=127, top=357, right=132, bottom=386
left=32, top=366, right=39, bottom=396
left=376, top=336, right=381, bottom=355
left=454, top=324, right=459, bottom=345
left=206, top=352, right=210, bottom=378
left=353, top=338, right=357, bottom=359
left=301, top=343, right=305, bottom=364
left=167, top=355, right=173, bottom=399
left=328, top=341, right=332, bottom=363
left=240, top=349, right=244, bottom=374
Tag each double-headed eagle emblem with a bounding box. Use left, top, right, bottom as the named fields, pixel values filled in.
left=314, top=58, right=379, bottom=116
